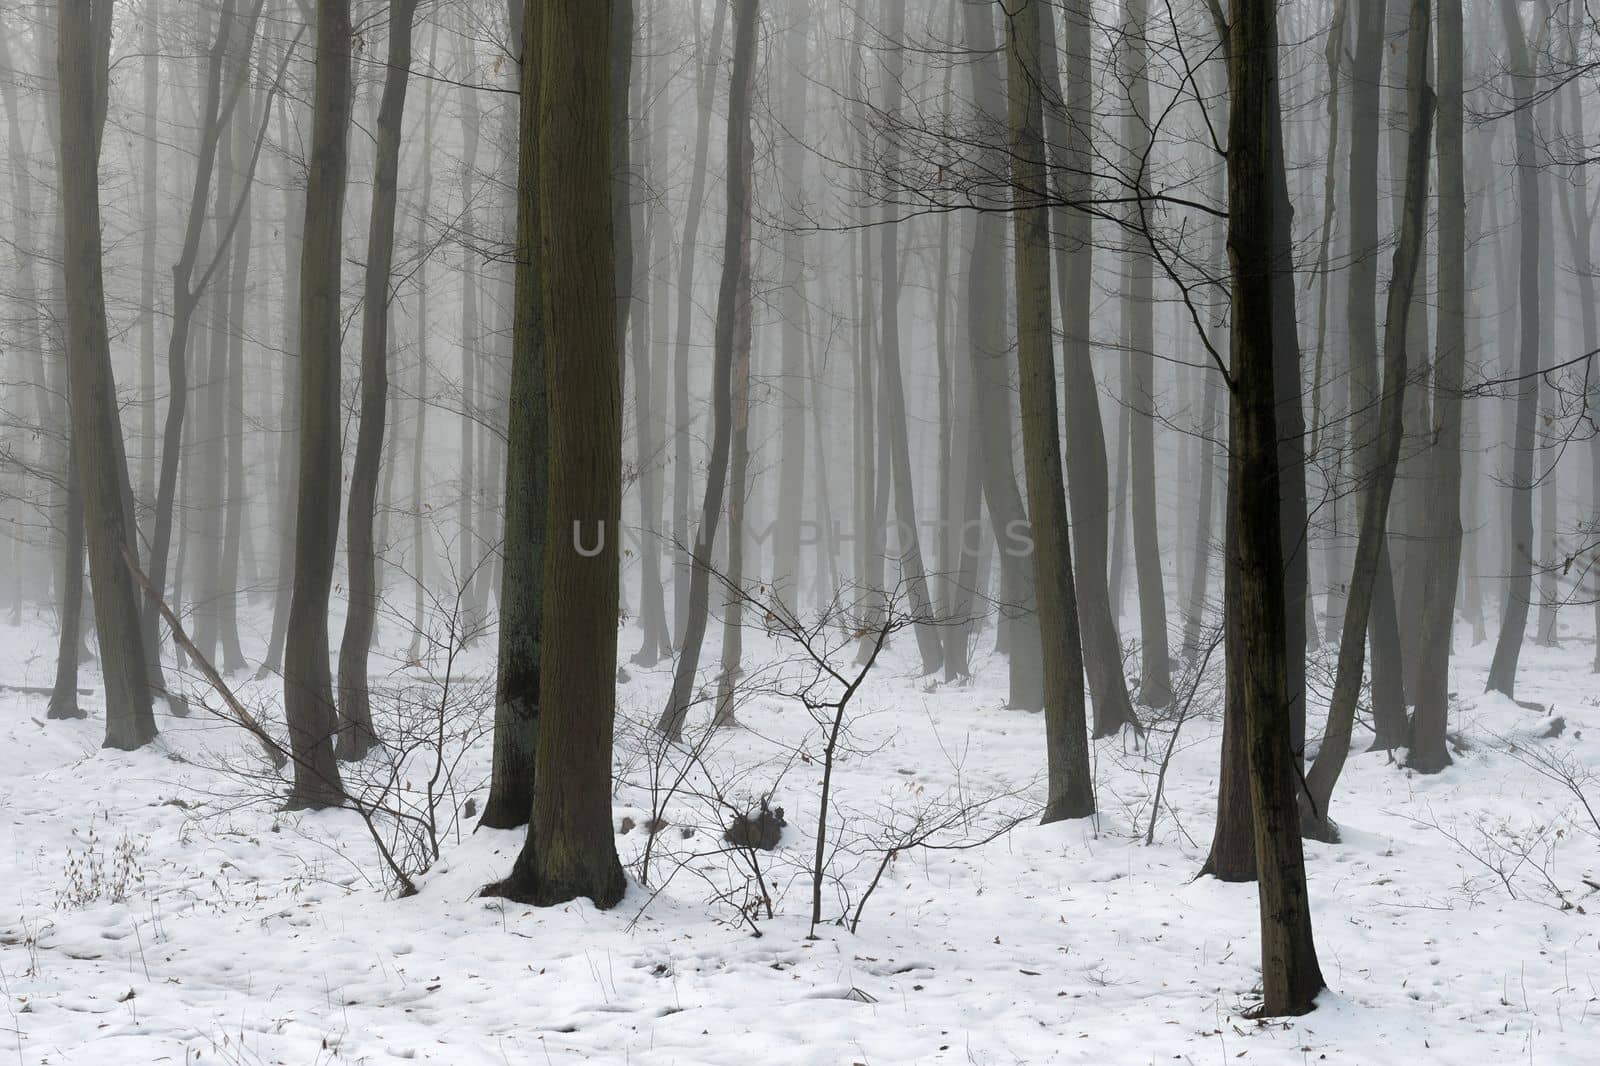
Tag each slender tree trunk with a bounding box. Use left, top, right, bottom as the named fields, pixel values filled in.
left=1226, top=0, right=1325, bottom=1016
left=671, top=0, right=729, bottom=643
left=1302, top=0, right=1432, bottom=839
left=960, top=0, right=1041, bottom=711
left=1041, top=0, right=1135, bottom=734
left=1485, top=0, right=1539, bottom=699
left=481, top=0, right=543, bottom=831
left=335, top=0, right=418, bottom=761
left=58, top=0, right=159, bottom=750
left=283, top=0, right=354, bottom=809
left=1409, top=0, right=1464, bottom=773
left=658, top=0, right=759, bottom=741
left=772, top=0, right=808, bottom=607
left=1007, top=0, right=1093, bottom=823
left=1121, top=0, right=1172, bottom=709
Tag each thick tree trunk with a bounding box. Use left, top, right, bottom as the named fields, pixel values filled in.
left=491, top=0, right=628, bottom=909
left=1007, top=0, right=1094, bottom=823
left=772, top=0, right=808, bottom=607
left=283, top=0, right=353, bottom=809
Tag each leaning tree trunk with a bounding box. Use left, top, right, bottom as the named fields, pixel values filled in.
left=335, top=0, right=418, bottom=762
left=1341, top=0, right=1408, bottom=738
left=58, top=0, right=159, bottom=750
left=1301, top=0, right=1432, bottom=842
left=670, top=0, right=729, bottom=643
left=282, top=0, right=353, bottom=810
left=1007, top=0, right=1094, bottom=823
left=1226, top=0, right=1325, bottom=1017
left=1484, top=0, right=1540, bottom=700
left=658, top=0, right=759, bottom=741
left=490, top=0, right=628, bottom=910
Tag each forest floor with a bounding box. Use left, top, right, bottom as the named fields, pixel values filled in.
left=0, top=601, right=1597, bottom=1065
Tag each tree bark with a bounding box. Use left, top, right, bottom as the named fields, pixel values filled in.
left=491, top=0, right=628, bottom=909
left=283, top=0, right=354, bottom=809
left=1226, top=0, right=1325, bottom=1016
left=658, top=0, right=759, bottom=741
left=1485, top=0, right=1540, bottom=700
left=58, top=0, right=159, bottom=750
left=1007, top=0, right=1094, bottom=823
left=335, top=0, right=418, bottom=762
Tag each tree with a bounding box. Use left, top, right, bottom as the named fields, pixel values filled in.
left=283, top=0, right=354, bottom=809
left=1006, top=0, right=1094, bottom=823
left=1409, top=0, right=1465, bottom=772
left=1225, top=0, right=1325, bottom=1016
left=56, top=0, right=158, bottom=750
left=480, top=0, right=544, bottom=832
left=659, top=0, right=760, bottom=741
left=1121, top=0, right=1173, bottom=709
left=1301, top=0, right=1433, bottom=840
left=335, top=0, right=421, bottom=762
left=1039, top=0, right=1136, bottom=736
left=489, top=0, right=628, bottom=908
left=1485, top=0, right=1541, bottom=700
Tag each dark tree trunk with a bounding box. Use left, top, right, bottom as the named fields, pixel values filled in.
left=1007, top=0, right=1094, bottom=823
left=491, top=0, right=628, bottom=910
left=1409, top=0, right=1464, bottom=773
left=283, top=0, right=354, bottom=810
left=481, top=0, right=543, bottom=832
left=58, top=0, right=159, bottom=750
left=336, top=0, right=419, bottom=762
left=1226, top=0, right=1326, bottom=1016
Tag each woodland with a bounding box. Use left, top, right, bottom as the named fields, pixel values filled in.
left=0, top=0, right=1597, bottom=1062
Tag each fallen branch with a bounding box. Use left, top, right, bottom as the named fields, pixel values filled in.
left=120, top=543, right=287, bottom=769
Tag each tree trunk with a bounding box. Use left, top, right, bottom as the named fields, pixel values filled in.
left=491, top=0, right=628, bottom=910
left=1302, top=0, right=1432, bottom=841
left=1007, top=0, right=1094, bottom=824
left=1040, top=0, right=1135, bottom=735
left=58, top=0, right=159, bottom=750
left=658, top=0, right=759, bottom=741
left=283, top=0, right=353, bottom=809
left=671, top=0, right=729, bottom=644
left=1408, top=0, right=1464, bottom=773
left=959, top=0, right=1042, bottom=712
left=1226, top=0, right=1325, bottom=1016
left=481, top=0, right=543, bottom=831
left=1121, top=0, right=1173, bottom=710
left=1484, top=0, right=1539, bottom=700
left=335, top=0, right=418, bottom=762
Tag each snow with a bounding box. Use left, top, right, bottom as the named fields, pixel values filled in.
left=1, top=606, right=1597, bottom=1065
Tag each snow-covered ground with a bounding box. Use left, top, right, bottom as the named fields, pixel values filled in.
left=1, top=603, right=1596, bottom=1065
